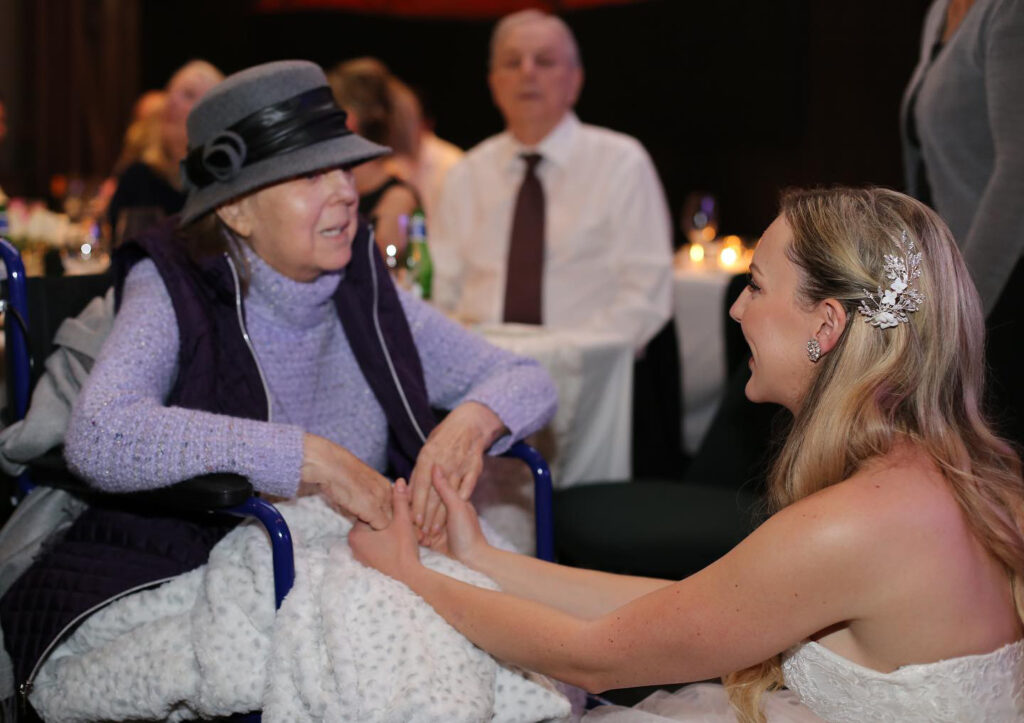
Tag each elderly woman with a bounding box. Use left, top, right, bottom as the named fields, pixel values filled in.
left=2, top=60, right=554, bottom=704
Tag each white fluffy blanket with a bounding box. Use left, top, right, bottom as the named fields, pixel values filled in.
left=29, top=496, right=571, bottom=722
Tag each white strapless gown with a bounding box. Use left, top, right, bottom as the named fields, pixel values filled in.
left=582, top=639, right=1024, bottom=722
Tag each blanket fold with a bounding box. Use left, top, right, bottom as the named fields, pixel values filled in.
left=29, top=496, right=571, bottom=723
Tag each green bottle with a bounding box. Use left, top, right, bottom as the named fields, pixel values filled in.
left=405, top=210, right=432, bottom=300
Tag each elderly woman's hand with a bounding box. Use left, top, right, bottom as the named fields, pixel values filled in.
left=350, top=479, right=421, bottom=581
left=299, top=433, right=393, bottom=529
left=408, top=402, right=506, bottom=542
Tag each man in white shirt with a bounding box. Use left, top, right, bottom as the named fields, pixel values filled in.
left=431, top=9, right=673, bottom=350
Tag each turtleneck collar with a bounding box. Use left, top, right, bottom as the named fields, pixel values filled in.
left=239, top=243, right=344, bottom=330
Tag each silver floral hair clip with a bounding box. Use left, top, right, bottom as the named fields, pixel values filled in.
left=858, top=230, right=924, bottom=329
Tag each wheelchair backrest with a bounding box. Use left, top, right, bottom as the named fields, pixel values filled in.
left=2, top=271, right=113, bottom=426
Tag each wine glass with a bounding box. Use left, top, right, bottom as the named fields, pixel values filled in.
left=680, top=192, right=719, bottom=245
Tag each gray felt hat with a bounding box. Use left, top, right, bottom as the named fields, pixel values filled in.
left=179, top=60, right=390, bottom=225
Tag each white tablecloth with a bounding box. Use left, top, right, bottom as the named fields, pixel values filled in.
left=673, top=266, right=737, bottom=455
left=478, top=323, right=634, bottom=487
left=62, top=251, right=109, bottom=276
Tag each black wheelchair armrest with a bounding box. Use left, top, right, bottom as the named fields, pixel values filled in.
left=24, top=446, right=295, bottom=609
left=27, top=446, right=254, bottom=510
left=138, top=473, right=254, bottom=509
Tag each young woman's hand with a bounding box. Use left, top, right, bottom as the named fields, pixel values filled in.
left=427, top=466, right=490, bottom=568
left=299, top=433, right=392, bottom=529
left=350, top=479, right=421, bottom=581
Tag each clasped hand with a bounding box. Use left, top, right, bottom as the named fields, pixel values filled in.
left=406, top=402, right=506, bottom=545
left=350, top=467, right=488, bottom=580
left=299, top=433, right=393, bottom=529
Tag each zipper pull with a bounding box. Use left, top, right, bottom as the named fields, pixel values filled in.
left=18, top=678, right=34, bottom=718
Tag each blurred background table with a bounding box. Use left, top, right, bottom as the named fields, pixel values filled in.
left=476, top=323, right=634, bottom=487
left=60, top=250, right=110, bottom=276
left=470, top=323, right=634, bottom=554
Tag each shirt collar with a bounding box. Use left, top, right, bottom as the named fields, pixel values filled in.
left=499, top=112, right=579, bottom=173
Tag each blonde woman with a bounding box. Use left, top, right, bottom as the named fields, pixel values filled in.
left=352, top=187, right=1024, bottom=721
left=108, top=60, right=223, bottom=235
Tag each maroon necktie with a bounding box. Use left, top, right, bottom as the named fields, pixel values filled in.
left=503, top=153, right=545, bottom=324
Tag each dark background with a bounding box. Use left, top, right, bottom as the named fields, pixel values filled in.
left=0, top=0, right=932, bottom=241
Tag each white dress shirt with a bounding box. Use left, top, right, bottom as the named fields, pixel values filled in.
left=431, top=113, right=673, bottom=349
left=410, top=132, right=463, bottom=223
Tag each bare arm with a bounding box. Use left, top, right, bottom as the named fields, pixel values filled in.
left=351, top=473, right=895, bottom=693
left=463, top=546, right=673, bottom=619
left=429, top=468, right=672, bottom=617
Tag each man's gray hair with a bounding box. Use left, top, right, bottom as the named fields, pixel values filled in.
left=489, top=9, right=582, bottom=69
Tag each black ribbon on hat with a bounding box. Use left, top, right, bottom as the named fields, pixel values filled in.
left=182, top=86, right=353, bottom=190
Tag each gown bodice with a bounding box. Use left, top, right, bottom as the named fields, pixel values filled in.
left=782, top=638, right=1024, bottom=722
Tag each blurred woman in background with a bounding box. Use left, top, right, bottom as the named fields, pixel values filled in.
left=901, top=0, right=1024, bottom=450
left=327, top=57, right=420, bottom=257
left=107, top=60, right=223, bottom=240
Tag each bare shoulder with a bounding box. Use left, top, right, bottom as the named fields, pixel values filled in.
left=695, top=445, right=966, bottom=629
left=816, top=444, right=959, bottom=531
left=598, top=445, right=1012, bottom=683
left=758, top=444, right=965, bottom=578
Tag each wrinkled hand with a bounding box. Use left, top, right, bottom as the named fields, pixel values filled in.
left=299, top=433, right=392, bottom=529
left=426, top=466, right=489, bottom=567
left=350, top=479, right=421, bottom=581
left=408, top=402, right=506, bottom=543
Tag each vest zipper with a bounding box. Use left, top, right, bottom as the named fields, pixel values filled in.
left=225, top=254, right=273, bottom=423
left=18, top=575, right=179, bottom=708
left=366, top=227, right=428, bottom=444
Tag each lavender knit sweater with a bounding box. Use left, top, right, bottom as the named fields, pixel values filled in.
left=64, top=246, right=556, bottom=497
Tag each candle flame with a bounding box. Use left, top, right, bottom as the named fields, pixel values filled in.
left=720, top=246, right=739, bottom=268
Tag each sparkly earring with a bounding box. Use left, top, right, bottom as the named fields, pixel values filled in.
left=806, top=338, right=821, bottom=363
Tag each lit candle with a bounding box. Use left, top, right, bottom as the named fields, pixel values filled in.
left=689, top=243, right=705, bottom=263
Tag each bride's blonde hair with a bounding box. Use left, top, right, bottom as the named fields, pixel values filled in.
left=723, top=187, right=1024, bottom=722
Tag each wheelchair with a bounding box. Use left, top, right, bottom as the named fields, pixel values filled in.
left=0, top=239, right=555, bottom=721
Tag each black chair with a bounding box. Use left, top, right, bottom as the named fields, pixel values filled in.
left=2, top=267, right=114, bottom=422
left=632, top=319, right=686, bottom=479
